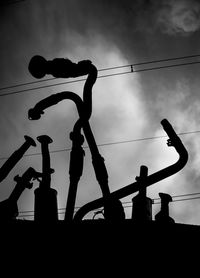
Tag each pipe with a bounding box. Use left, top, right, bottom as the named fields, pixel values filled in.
left=73, top=119, right=188, bottom=221
left=64, top=130, right=85, bottom=222
left=0, top=167, right=41, bottom=221
left=29, top=92, right=124, bottom=221
left=131, top=165, right=153, bottom=222
left=28, top=55, right=95, bottom=79
left=34, top=135, right=58, bottom=222
left=0, top=135, right=36, bottom=183
left=155, top=192, right=175, bottom=223
left=36, top=135, right=54, bottom=189
left=28, top=59, right=121, bottom=220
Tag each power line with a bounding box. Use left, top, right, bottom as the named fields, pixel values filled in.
left=1, top=60, right=200, bottom=97
left=1, top=53, right=200, bottom=92
left=0, top=129, right=199, bottom=161
left=153, top=191, right=200, bottom=201
left=17, top=192, right=200, bottom=218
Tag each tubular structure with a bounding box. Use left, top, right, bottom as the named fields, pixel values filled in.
left=73, top=119, right=188, bottom=221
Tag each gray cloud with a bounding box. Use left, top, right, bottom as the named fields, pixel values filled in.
left=156, top=0, right=200, bottom=35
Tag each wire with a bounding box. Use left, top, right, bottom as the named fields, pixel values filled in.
left=1, top=60, right=200, bottom=97
left=153, top=191, right=200, bottom=202
left=1, top=53, right=200, bottom=92
left=0, top=129, right=199, bottom=161
left=16, top=191, right=200, bottom=218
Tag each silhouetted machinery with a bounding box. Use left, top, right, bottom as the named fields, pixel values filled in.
left=155, top=192, right=175, bottom=223
left=28, top=56, right=124, bottom=222
left=131, top=165, right=153, bottom=222
left=0, top=135, right=37, bottom=220
left=26, top=55, right=189, bottom=224
left=34, top=135, right=58, bottom=222
left=73, top=119, right=188, bottom=221
left=0, top=135, right=36, bottom=183
left=28, top=55, right=95, bottom=79
left=0, top=167, right=41, bottom=221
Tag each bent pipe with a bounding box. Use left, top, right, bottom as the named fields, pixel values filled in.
left=28, top=91, right=110, bottom=197
left=73, top=119, right=189, bottom=221
left=28, top=91, right=100, bottom=161
left=82, top=63, right=97, bottom=120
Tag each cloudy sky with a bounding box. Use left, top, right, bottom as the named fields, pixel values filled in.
left=1, top=0, right=200, bottom=224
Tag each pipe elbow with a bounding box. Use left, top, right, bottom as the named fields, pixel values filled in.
left=28, top=108, right=43, bottom=120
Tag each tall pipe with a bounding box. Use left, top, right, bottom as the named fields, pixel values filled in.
left=34, top=135, right=58, bottom=222
left=131, top=165, right=153, bottom=222
left=0, top=135, right=36, bottom=183
left=64, top=130, right=85, bottom=222
left=73, top=119, right=188, bottom=221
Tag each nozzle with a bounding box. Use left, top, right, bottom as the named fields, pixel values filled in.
left=37, top=135, right=53, bottom=144
left=159, top=192, right=173, bottom=204
left=28, top=55, right=47, bottom=79
left=24, top=135, right=36, bottom=147
left=28, top=108, right=43, bottom=120
left=160, top=119, right=178, bottom=141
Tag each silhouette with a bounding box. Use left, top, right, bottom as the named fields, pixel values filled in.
left=0, top=135, right=36, bottom=183
left=155, top=192, right=175, bottom=223
left=0, top=167, right=40, bottom=221
left=34, top=135, right=58, bottom=222
left=65, top=129, right=85, bottom=222
left=131, top=165, right=153, bottom=222
left=28, top=55, right=95, bottom=79
left=28, top=56, right=124, bottom=222
left=28, top=56, right=188, bottom=224
left=73, top=119, right=188, bottom=221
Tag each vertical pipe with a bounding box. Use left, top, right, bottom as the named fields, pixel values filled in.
left=131, top=165, right=153, bottom=222
left=34, top=135, right=58, bottom=222
left=64, top=131, right=85, bottom=222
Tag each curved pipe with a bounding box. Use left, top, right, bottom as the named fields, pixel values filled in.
left=28, top=91, right=83, bottom=121
left=73, top=119, right=188, bottom=221
left=82, top=63, right=97, bottom=119
left=28, top=90, right=111, bottom=199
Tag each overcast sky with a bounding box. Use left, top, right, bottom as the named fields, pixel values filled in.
left=1, top=0, right=200, bottom=224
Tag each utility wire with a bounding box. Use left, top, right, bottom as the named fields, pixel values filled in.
left=1, top=60, right=200, bottom=97
left=0, top=129, right=199, bottom=161
left=17, top=193, right=200, bottom=218
left=1, top=53, right=200, bottom=92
